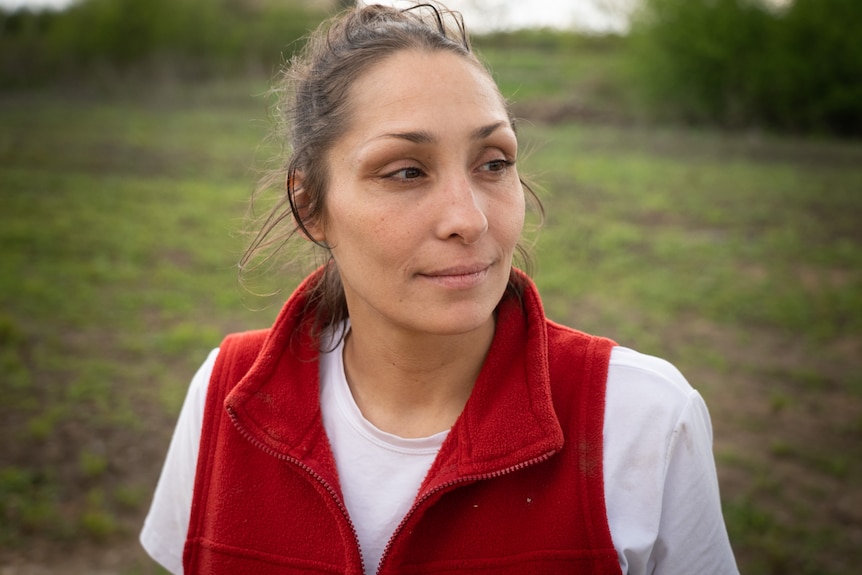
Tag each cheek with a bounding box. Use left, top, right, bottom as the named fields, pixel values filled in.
left=321, top=187, right=368, bottom=245
left=325, top=200, right=402, bottom=263
left=493, top=189, right=527, bottom=246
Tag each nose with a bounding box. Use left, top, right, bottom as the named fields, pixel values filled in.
left=435, top=172, right=489, bottom=244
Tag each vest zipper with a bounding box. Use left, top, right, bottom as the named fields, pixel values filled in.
left=375, top=449, right=558, bottom=575
left=226, top=406, right=367, bottom=574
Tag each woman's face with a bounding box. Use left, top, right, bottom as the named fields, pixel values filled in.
left=312, top=49, right=525, bottom=338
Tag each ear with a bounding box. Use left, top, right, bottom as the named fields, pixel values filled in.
left=289, top=170, right=326, bottom=244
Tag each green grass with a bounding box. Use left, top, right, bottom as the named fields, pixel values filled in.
left=517, top=124, right=862, bottom=345
left=0, top=81, right=285, bottom=563
left=1, top=41, right=861, bottom=573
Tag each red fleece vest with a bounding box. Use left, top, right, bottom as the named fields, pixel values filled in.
left=184, top=270, right=621, bottom=574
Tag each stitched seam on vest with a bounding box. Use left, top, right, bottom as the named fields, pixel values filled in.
left=190, top=536, right=345, bottom=572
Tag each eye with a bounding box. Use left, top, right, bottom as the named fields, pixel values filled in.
left=386, top=166, right=425, bottom=181
left=479, top=158, right=514, bottom=174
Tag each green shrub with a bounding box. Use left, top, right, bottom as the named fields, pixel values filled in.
left=627, top=0, right=862, bottom=136
left=765, top=0, right=862, bottom=135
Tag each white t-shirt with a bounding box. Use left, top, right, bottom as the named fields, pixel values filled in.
left=140, top=339, right=738, bottom=575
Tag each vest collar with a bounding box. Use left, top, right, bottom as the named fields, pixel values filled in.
left=225, top=268, right=564, bottom=488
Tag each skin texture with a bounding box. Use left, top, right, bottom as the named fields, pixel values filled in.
left=306, top=49, right=526, bottom=437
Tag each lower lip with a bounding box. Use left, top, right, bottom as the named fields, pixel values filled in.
left=420, top=268, right=489, bottom=290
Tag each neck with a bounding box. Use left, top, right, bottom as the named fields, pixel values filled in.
left=342, top=318, right=495, bottom=438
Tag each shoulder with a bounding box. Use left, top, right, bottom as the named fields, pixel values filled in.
left=208, top=328, right=271, bottom=395
left=608, top=346, right=694, bottom=404
left=217, top=328, right=270, bottom=363
left=603, top=346, right=717, bottom=492
left=544, top=320, right=616, bottom=377
left=605, top=346, right=707, bottom=449
left=545, top=319, right=615, bottom=349
left=542, top=318, right=695, bottom=418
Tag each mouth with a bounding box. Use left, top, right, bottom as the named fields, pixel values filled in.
left=418, top=263, right=492, bottom=289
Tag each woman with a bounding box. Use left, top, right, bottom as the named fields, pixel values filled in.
left=141, top=3, right=739, bottom=574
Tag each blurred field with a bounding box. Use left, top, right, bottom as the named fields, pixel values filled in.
left=1, top=36, right=862, bottom=574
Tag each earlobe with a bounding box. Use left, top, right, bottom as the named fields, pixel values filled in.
left=288, top=170, right=326, bottom=244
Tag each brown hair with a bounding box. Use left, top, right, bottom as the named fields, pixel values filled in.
left=240, top=2, right=542, bottom=339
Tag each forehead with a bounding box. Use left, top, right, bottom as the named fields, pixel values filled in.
left=343, top=49, right=510, bottom=137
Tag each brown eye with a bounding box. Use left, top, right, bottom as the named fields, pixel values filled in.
left=480, top=159, right=513, bottom=173
left=388, top=166, right=424, bottom=181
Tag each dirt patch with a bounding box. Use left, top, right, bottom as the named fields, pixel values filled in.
left=666, top=319, right=861, bottom=571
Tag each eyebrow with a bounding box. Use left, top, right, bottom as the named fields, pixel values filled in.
left=377, top=121, right=510, bottom=144
left=471, top=121, right=509, bottom=140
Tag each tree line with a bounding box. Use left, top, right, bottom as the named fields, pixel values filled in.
left=0, top=0, right=327, bottom=86
left=2, top=0, right=860, bottom=137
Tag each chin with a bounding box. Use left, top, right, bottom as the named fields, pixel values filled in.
left=412, top=304, right=498, bottom=337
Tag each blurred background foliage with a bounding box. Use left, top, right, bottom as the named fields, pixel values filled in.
left=627, top=0, right=862, bottom=135
left=1, top=0, right=861, bottom=136
left=0, top=0, right=326, bottom=85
